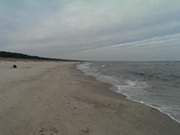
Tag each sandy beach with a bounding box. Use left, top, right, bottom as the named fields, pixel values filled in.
left=0, top=60, right=180, bottom=135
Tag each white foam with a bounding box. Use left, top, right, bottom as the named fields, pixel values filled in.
left=115, top=83, right=180, bottom=123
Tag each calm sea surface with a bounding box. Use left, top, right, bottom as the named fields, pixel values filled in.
left=77, top=62, right=180, bottom=123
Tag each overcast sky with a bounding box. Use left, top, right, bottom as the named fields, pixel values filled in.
left=1, top=0, right=180, bottom=61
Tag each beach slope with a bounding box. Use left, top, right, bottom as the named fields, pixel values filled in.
left=0, top=61, right=179, bottom=135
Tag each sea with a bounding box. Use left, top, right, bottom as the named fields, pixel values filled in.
left=77, top=61, right=180, bottom=123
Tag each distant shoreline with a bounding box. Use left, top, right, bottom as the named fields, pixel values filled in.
left=0, top=51, right=82, bottom=62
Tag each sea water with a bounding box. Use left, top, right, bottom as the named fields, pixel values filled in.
left=77, top=62, right=180, bottom=123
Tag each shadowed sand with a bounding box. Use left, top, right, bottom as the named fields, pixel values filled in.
left=0, top=60, right=180, bottom=135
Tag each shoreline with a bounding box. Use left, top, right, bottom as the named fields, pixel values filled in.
left=76, top=62, right=180, bottom=124
left=0, top=60, right=180, bottom=135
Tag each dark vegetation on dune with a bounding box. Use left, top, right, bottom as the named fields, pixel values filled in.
left=0, top=51, right=80, bottom=62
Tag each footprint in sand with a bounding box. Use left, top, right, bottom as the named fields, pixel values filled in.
left=80, top=128, right=90, bottom=135
left=34, top=123, right=67, bottom=135
left=37, top=127, right=59, bottom=135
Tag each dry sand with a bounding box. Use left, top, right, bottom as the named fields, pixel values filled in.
left=0, top=60, right=180, bottom=135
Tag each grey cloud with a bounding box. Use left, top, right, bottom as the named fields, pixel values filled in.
left=1, top=0, right=180, bottom=60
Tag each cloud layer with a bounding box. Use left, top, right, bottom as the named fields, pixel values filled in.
left=1, top=0, right=180, bottom=60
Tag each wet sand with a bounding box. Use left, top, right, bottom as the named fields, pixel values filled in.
left=0, top=60, right=180, bottom=135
